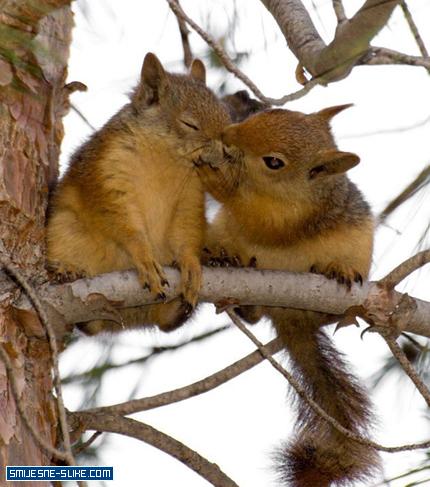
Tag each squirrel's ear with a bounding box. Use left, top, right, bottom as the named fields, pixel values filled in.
left=315, top=104, right=354, bottom=121
left=309, top=150, right=360, bottom=179
left=189, top=59, right=206, bottom=84
left=139, top=53, right=168, bottom=104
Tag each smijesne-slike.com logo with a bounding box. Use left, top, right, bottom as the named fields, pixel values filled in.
left=6, top=466, right=113, bottom=481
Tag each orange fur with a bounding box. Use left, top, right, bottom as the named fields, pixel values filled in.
left=200, top=106, right=380, bottom=486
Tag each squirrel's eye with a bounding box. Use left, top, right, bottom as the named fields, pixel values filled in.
left=263, top=156, right=285, bottom=170
left=180, top=119, right=200, bottom=131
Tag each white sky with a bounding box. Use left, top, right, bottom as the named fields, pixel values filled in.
left=60, top=1, right=430, bottom=486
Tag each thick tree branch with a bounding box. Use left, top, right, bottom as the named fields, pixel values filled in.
left=261, top=0, right=401, bottom=82
left=12, top=259, right=430, bottom=338
left=71, top=412, right=239, bottom=487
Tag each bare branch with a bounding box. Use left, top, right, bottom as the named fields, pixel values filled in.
left=226, top=310, right=430, bottom=453
left=379, top=164, right=430, bottom=223
left=72, top=413, right=239, bottom=487
left=332, top=0, right=347, bottom=24
left=63, top=325, right=230, bottom=385
left=363, top=47, right=430, bottom=68
left=173, top=0, right=193, bottom=68
left=380, top=249, right=430, bottom=289
left=382, top=332, right=430, bottom=408
left=14, top=263, right=430, bottom=338
left=165, top=0, right=320, bottom=105
left=400, top=1, right=429, bottom=59
left=84, top=338, right=283, bottom=416
left=73, top=431, right=102, bottom=456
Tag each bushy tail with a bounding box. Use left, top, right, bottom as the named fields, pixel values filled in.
left=272, top=311, right=381, bottom=487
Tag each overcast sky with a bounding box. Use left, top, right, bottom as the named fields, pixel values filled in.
left=60, top=1, right=430, bottom=485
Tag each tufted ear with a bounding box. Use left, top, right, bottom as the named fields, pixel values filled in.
left=315, top=104, right=353, bottom=122
left=189, top=59, right=206, bottom=84
left=309, top=149, right=360, bottom=179
left=139, top=52, right=168, bottom=104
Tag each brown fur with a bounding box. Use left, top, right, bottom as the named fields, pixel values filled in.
left=199, top=107, right=380, bottom=486
left=47, top=53, right=230, bottom=334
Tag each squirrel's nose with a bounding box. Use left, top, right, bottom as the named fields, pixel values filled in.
left=198, top=140, right=224, bottom=167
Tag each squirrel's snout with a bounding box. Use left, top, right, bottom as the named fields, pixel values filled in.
left=197, top=140, right=224, bottom=167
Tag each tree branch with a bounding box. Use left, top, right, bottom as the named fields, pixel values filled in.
left=260, top=0, right=401, bottom=82
left=380, top=250, right=430, bottom=289
left=12, top=256, right=430, bottom=338
left=362, top=46, right=430, bottom=68
left=84, top=337, right=283, bottom=416
left=173, top=0, right=193, bottom=68
left=332, top=0, right=347, bottom=24
left=165, top=0, right=320, bottom=105
left=400, top=1, right=429, bottom=59
left=71, top=412, right=239, bottom=487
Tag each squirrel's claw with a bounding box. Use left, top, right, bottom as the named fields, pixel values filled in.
left=310, top=262, right=364, bottom=291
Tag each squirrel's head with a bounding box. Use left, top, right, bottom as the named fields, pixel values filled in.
left=131, top=53, right=230, bottom=163
left=219, top=105, right=359, bottom=199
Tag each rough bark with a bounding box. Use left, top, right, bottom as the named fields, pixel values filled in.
left=0, top=3, right=72, bottom=484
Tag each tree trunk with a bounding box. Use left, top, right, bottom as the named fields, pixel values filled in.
left=0, top=3, right=73, bottom=484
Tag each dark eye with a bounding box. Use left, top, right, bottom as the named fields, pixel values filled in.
left=180, top=119, right=199, bottom=131
left=263, top=156, right=285, bottom=170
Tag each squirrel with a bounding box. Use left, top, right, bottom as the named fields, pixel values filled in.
left=46, top=53, right=230, bottom=335
left=198, top=105, right=380, bottom=486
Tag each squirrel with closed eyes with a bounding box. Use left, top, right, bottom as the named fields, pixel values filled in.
left=198, top=103, right=380, bottom=487
left=47, top=53, right=230, bottom=335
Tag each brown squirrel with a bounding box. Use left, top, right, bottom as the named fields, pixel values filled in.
left=46, top=53, right=230, bottom=335
left=198, top=105, right=380, bottom=486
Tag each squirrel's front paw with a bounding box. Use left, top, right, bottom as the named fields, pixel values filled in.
left=136, top=259, right=169, bottom=300
left=202, top=247, right=256, bottom=268
left=310, top=262, right=363, bottom=289
left=47, top=262, right=87, bottom=283
left=178, top=254, right=202, bottom=308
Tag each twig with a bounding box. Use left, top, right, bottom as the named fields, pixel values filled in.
left=400, top=1, right=429, bottom=59
left=63, top=324, right=230, bottom=385
left=74, top=413, right=239, bottom=487
left=0, top=257, right=78, bottom=474
left=173, top=0, right=193, bottom=67
left=380, top=249, right=430, bottom=289
left=0, top=344, right=69, bottom=461
left=378, top=164, right=430, bottom=223
left=363, top=46, right=430, bottom=69
left=371, top=463, right=430, bottom=486
left=165, top=0, right=320, bottom=105
left=226, top=309, right=430, bottom=453
left=332, top=0, right=347, bottom=24
left=71, top=104, right=96, bottom=132
left=73, top=431, right=102, bottom=456
left=382, top=332, right=430, bottom=408
left=84, top=337, right=284, bottom=416
left=341, top=115, right=430, bottom=139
